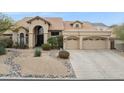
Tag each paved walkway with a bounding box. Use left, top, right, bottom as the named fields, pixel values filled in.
left=69, top=50, right=124, bottom=80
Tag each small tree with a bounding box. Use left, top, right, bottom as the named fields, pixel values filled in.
left=114, top=24, right=124, bottom=40
left=47, top=37, right=58, bottom=49
left=47, top=36, right=63, bottom=49
left=0, top=13, right=13, bottom=33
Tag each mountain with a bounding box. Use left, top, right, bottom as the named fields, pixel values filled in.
left=91, top=23, right=109, bottom=27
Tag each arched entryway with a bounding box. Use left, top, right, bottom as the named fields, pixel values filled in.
left=34, top=25, right=44, bottom=46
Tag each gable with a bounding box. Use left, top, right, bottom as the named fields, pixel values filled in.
left=27, top=16, right=51, bottom=25
left=64, top=21, right=96, bottom=31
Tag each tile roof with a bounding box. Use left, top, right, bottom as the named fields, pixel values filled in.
left=45, top=17, right=64, bottom=30
left=63, top=21, right=97, bottom=31
left=27, top=16, right=51, bottom=25
left=12, top=16, right=108, bottom=31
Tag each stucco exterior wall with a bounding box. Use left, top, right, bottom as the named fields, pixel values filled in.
left=12, top=32, right=18, bottom=45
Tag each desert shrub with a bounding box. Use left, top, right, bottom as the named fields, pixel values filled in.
left=0, top=45, right=6, bottom=55
left=34, top=48, right=41, bottom=57
left=47, top=36, right=63, bottom=49
left=47, top=37, right=58, bottom=49
left=4, top=38, right=13, bottom=48
left=58, top=50, right=70, bottom=59
left=19, top=44, right=28, bottom=49
left=0, top=40, right=7, bottom=47
left=13, top=42, right=28, bottom=49
left=0, top=38, right=13, bottom=48
left=42, top=44, right=51, bottom=50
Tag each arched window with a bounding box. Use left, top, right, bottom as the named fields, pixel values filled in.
left=20, top=33, right=24, bottom=38
left=20, top=33, right=24, bottom=47
left=76, top=24, right=79, bottom=28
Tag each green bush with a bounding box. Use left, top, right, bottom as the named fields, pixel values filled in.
left=4, top=38, right=13, bottom=48
left=0, top=40, right=7, bottom=47
left=58, top=50, right=70, bottom=59
left=19, top=45, right=28, bottom=49
left=0, top=46, right=6, bottom=55
left=13, top=42, right=28, bottom=49
left=47, top=37, right=58, bottom=49
left=34, top=48, right=41, bottom=57
left=47, top=36, right=63, bottom=49
left=42, top=44, right=51, bottom=50
left=0, top=38, right=13, bottom=48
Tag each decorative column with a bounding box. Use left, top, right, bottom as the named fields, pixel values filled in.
left=79, top=36, right=83, bottom=49
left=44, top=33, right=48, bottom=44
left=29, top=33, right=34, bottom=48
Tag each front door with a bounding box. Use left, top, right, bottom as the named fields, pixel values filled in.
left=36, top=35, right=44, bottom=46
left=34, top=26, right=44, bottom=47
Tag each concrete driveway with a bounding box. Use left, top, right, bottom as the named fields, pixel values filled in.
left=69, top=50, right=124, bottom=80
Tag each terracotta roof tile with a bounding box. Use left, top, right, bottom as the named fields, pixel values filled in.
left=63, top=21, right=97, bottom=31
left=12, top=16, right=103, bottom=31
left=45, top=17, right=64, bottom=30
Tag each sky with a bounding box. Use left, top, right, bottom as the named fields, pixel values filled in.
left=3, top=12, right=124, bottom=26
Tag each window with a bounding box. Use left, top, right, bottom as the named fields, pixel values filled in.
left=20, top=33, right=24, bottom=46
left=75, top=24, right=80, bottom=28
left=51, top=32, right=59, bottom=36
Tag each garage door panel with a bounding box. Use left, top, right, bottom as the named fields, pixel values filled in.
left=66, top=39, right=79, bottom=49
left=83, top=40, right=107, bottom=49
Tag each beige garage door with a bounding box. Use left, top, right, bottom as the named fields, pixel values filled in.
left=83, top=39, right=107, bottom=49
left=66, top=39, right=79, bottom=49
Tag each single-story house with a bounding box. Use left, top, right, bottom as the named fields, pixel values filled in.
left=3, top=16, right=113, bottom=50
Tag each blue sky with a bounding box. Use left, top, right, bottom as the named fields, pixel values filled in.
left=4, top=12, right=124, bottom=26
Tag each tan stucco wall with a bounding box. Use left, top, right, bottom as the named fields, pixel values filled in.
left=12, top=32, right=18, bottom=45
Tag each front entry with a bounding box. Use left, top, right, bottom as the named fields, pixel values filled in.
left=37, top=35, right=44, bottom=46
left=34, top=25, right=44, bottom=47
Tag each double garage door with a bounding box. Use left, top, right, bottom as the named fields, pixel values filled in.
left=65, top=38, right=107, bottom=50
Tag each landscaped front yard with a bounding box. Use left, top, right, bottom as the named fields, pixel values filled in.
left=0, top=49, right=76, bottom=79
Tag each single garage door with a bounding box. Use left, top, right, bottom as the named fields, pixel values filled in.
left=83, top=38, right=107, bottom=49
left=66, top=39, right=79, bottom=49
